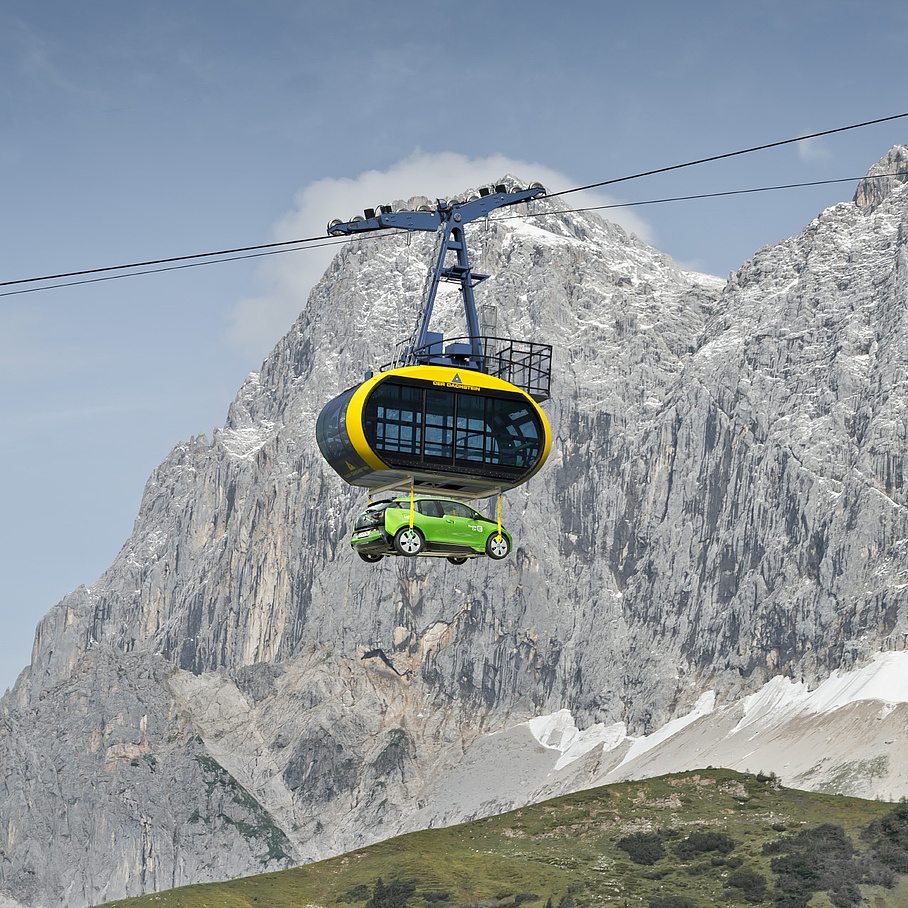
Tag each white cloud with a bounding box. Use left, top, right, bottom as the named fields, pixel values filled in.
left=797, top=136, right=832, bottom=163
left=227, top=150, right=655, bottom=357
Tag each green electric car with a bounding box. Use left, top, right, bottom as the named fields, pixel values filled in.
left=350, top=496, right=512, bottom=564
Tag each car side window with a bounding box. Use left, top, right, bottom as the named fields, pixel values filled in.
left=450, top=503, right=475, bottom=519
left=417, top=499, right=442, bottom=518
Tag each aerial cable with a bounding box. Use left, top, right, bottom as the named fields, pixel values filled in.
left=546, top=111, right=908, bottom=199
left=0, top=238, right=351, bottom=298
left=3, top=174, right=901, bottom=299
left=0, top=233, right=347, bottom=289
left=503, top=175, right=898, bottom=221
left=3, top=112, right=907, bottom=297
left=1, top=175, right=897, bottom=298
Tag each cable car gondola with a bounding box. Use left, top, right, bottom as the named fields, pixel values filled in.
left=316, top=183, right=552, bottom=502
left=317, top=358, right=551, bottom=499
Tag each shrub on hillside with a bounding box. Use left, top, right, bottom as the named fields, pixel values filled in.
left=857, top=851, right=895, bottom=888
left=674, top=829, right=736, bottom=860
left=365, top=878, right=417, bottom=908
left=862, top=801, right=908, bottom=873
left=869, top=841, right=908, bottom=874
left=876, top=800, right=908, bottom=849
left=616, top=831, right=665, bottom=865
left=763, top=824, right=862, bottom=908
left=724, top=868, right=767, bottom=903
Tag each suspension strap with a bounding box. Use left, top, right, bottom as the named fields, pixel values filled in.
left=409, top=483, right=415, bottom=528
left=496, top=493, right=502, bottom=541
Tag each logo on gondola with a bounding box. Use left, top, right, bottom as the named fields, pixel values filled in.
left=432, top=372, right=481, bottom=392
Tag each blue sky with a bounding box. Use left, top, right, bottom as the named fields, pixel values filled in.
left=2, top=0, right=908, bottom=693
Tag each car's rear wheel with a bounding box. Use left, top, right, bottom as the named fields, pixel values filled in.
left=394, top=527, right=424, bottom=556
left=358, top=551, right=383, bottom=563
left=486, top=533, right=510, bottom=560
left=447, top=556, right=467, bottom=565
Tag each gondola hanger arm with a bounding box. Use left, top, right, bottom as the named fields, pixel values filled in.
left=326, top=184, right=546, bottom=237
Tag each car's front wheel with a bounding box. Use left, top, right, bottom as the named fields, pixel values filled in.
left=486, top=533, right=510, bottom=560
left=358, top=551, right=383, bottom=563
left=393, top=527, right=424, bottom=556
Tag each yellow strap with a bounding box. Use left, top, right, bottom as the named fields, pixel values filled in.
left=496, top=493, right=502, bottom=541
left=409, top=484, right=415, bottom=528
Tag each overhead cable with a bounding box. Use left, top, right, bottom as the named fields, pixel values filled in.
left=547, top=111, right=908, bottom=197
left=0, top=234, right=333, bottom=289
left=1, top=175, right=899, bottom=299
left=3, top=111, right=907, bottom=297
left=0, top=239, right=350, bottom=298
left=513, top=176, right=888, bottom=218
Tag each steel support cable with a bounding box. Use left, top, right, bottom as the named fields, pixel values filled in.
left=501, top=175, right=903, bottom=221
left=1, top=175, right=899, bottom=298
left=3, top=174, right=903, bottom=299
left=0, top=234, right=334, bottom=288
left=544, top=111, right=908, bottom=199
left=0, top=238, right=352, bottom=298
left=3, top=112, right=907, bottom=297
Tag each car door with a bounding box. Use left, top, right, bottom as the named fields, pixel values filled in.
left=415, top=498, right=446, bottom=544
left=441, top=501, right=485, bottom=550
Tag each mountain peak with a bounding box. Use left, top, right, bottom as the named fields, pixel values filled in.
left=853, top=144, right=908, bottom=210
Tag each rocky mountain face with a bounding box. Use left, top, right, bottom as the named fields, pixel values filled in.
left=2, top=148, right=908, bottom=908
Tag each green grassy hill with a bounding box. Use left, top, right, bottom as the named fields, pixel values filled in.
left=95, top=769, right=908, bottom=908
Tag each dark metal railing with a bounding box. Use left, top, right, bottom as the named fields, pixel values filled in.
left=377, top=335, right=552, bottom=402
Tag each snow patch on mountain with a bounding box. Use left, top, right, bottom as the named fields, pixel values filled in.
left=526, top=652, right=908, bottom=779
left=735, top=650, right=908, bottom=731
left=528, top=710, right=627, bottom=771
left=218, top=421, right=278, bottom=460
left=618, top=692, right=718, bottom=767
left=527, top=693, right=717, bottom=772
